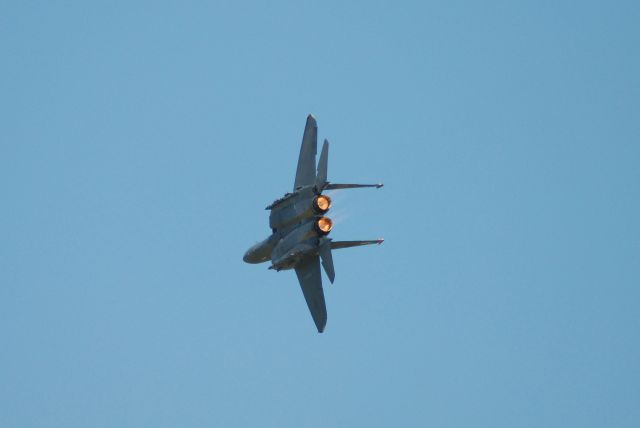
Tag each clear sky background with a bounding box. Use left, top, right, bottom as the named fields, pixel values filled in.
left=1, top=1, right=638, bottom=427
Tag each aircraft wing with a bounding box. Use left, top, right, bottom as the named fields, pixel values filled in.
left=294, top=255, right=327, bottom=333
left=293, top=115, right=318, bottom=191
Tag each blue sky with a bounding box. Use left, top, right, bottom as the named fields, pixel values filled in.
left=1, top=1, right=639, bottom=427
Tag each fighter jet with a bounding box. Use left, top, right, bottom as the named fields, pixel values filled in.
left=243, top=115, right=383, bottom=333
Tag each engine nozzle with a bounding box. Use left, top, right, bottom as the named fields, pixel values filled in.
left=315, top=216, right=333, bottom=235
left=313, top=195, right=332, bottom=213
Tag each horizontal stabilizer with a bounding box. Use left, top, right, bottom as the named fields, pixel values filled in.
left=331, top=239, right=384, bottom=250
left=316, top=139, right=329, bottom=188
left=318, top=238, right=335, bottom=284
left=324, top=183, right=383, bottom=190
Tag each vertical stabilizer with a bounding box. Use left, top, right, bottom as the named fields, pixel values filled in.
left=330, top=239, right=384, bottom=250
left=324, top=183, right=383, bottom=190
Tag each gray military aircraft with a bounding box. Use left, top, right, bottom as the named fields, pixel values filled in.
left=243, top=114, right=383, bottom=333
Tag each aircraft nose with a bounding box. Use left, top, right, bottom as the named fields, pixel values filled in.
left=243, top=241, right=270, bottom=264
left=243, top=246, right=259, bottom=263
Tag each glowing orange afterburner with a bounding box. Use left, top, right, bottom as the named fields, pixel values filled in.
left=313, top=195, right=332, bottom=213
left=315, top=216, right=333, bottom=234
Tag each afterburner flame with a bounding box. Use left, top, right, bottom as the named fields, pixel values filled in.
left=316, top=216, right=333, bottom=234
left=313, top=195, right=332, bottom=213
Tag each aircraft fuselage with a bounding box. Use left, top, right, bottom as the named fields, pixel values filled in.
left=243, top=185, right=333, bottom=270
